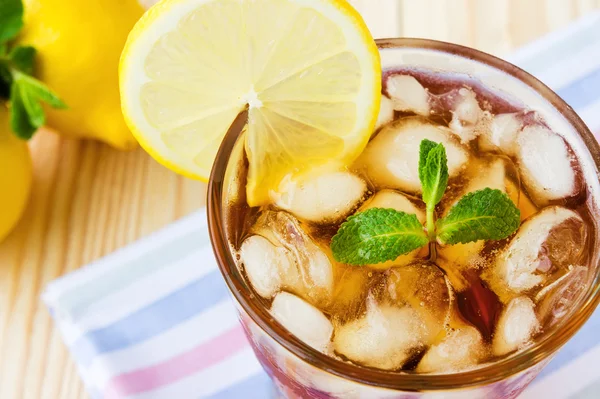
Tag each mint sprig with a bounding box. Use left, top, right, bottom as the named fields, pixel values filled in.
left=0, top=0, right=66, bottom=139
left=330, top=139, right=521, bottom=266
left=331, top=208, right=428, bottom=265
left=437, top=188, right=521, bottom=244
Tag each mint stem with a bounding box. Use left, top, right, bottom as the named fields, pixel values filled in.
left=426, top=205, right=437, bottom=261
left=426, top=205, right=436, bottom=241
left=428, top=241, right=437, bottom=262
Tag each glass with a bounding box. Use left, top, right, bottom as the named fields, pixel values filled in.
left=207, top=39, right=600, bottom=398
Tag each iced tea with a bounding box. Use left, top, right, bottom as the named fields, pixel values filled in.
left=210, top=39, right=600, bottom=398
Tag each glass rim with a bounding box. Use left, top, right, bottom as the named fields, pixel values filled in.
left=207, top=37, right=600, bottom=391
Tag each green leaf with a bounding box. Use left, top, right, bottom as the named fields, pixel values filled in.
left=9, top=45, right=36, bottom=74
left=331, top=208, right=428, bottom=266
left=6, top=73, right=66, bottom=139
left=437, top=188, right=521, bottom=245
left=9, top=80, right=37, bottom=139
left=15, top=73, right=67, bottom=109
left=419, top=139, right=437, bottom=182
left=419, top=140, right=449, bottom=209
left=17, top=79, right=44, bottom=127
left=0, top=0, right=24, bottom=43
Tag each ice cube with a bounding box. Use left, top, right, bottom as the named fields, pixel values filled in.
left=239, top=235, right=289, bottom=298
left=493, top=296, right=540, bottom=356
left=536, top=265, right=588, bottom=327
left=506, top=183, right=539, bottom=223
left=333, top=298, right=430, bottom=370
left=538, top=214, right=587, bottom=269
left=327, top=264, right=371, bottom=321
left=386, top=75, right=430, bottom=115
left=355, top=116, right=469, bottom=193
left=251, top=211, right=333, bottom=303
left=305, top=249, right=334, bottom=297
left=438, top=241, right=484, bottom=268
left=386, top=263, right=452, bottom=336
left=271, top=292, right=333, bottom=353
left=479, top=113, right=522, bottom=154
left=359, top=189, right=425, bottom=223
left=358, top=190, right=426, bottom=269
left=464, top=158, right=507, bottom=194
left=417, top=325, right=484, bottom=373
left=516, top=125, right=580, bottom=203
left=375, top=95, right=395, bottom=130
left=447, top=88, right=485, bottom=143
left=275, top=171, right=367, bottom=223
left=493, top=206, right=586, bottom=293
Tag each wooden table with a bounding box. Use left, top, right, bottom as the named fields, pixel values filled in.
left=0, top=1, right=598, bottom=398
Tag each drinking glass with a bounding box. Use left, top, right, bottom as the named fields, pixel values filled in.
left=207, top=38, right=600, bottom=399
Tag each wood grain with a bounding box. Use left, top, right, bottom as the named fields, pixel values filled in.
left=0, top=1, right=598, bottom=398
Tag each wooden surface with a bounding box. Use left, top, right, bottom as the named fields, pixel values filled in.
left=1, top=1, right=599, bottom=398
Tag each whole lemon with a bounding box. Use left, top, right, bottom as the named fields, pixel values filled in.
left=18, top=0, right=145, bottom=150
left=0, top=106, right=33, bottom=242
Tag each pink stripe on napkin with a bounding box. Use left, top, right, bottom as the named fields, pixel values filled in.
left=104, top=325, right=249, bottom=398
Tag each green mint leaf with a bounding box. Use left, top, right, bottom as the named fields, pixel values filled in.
left=9, top=45, right=36, bottom=75
left=17, top=79, right=44, bottom=127
left=418, top=139, right=437, bottom=182
left=419, top=140, right=449, bottom=208
left=0, top=43, right=7, bottom=56
left=0, top=0, right=24, bottom=43
left=331, top=208, right=428, bottom=266
left=16, top=73, right=67, bottom=109
left=436, top=188, right=521, bottom=245
left=9, top=80, right=37, bottom=139
left=6, top=73, right=66, bottom=139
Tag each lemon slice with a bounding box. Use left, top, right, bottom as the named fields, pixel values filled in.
left=120, top=0, right=381, bottom=205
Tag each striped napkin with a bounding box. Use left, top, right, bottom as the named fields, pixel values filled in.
left=43, top=11, right=600, bottom=399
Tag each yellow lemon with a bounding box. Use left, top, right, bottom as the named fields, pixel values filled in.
left=18, top=0, right=145, bottom=150
left=0, top=106, right=33, bottom=242
left=120, top=0, right=380, bottom=205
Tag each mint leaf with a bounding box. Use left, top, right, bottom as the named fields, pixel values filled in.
left=15, top=73, right=67, bottom=109
left=419, top=140, right=448, bottom=208
left=17, top=79, right=44, bottom=127
left=9, top=46, right=36, bottom=75
left=437, top=188, right=520, bottom=245
left=331, top=208, right=428, bottom=265
left=0, top=0, right=24, bottom=43
left=9, top=80, right=37, bottom=139
left=418, top=139, right=437, bottom=183
left=8, top=74, right=66, bottom=138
